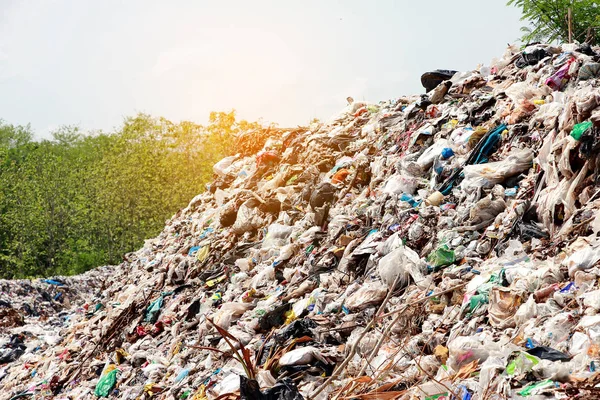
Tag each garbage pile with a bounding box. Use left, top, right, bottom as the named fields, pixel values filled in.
left=5, top=42, right=600, bottom=399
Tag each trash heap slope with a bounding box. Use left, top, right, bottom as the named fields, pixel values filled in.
left=5, top=42, right=600, bottom=399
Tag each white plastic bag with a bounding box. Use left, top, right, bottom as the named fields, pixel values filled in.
left=345, top=282, right=387, bottom=311
left=383, top=174, right=419, bottom=195
left=447, top=336, right=490, bottom=372
left=415, top=139, right=451, bottom=170
left=213, top=155, right=238, bottom=177
left=461, top=149, right=533, bottom=192
left=378, top=245, right=428, bottom=290
left=261, top=223, right=293, bottom=249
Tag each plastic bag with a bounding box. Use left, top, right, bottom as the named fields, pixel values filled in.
left=487, top=288, right=521, bottom=329
left=571, top=121, right=592, bottom=140
left=213, top=155, right=238, bottom=177
left=94, top=367, right=118, bottom=397
left=213, top=302, right=254, bottom=329
left=383, top=174, right=419, bottom=195
left=232, top=203, right=265, bottom=235
left=240, top=376, right=303, bottom=400
left=461, top=149, right=533, bottom=191
left=145, top=295, right=164, bottom=323
left=415, top=139, right=451, bottom=170
left=526, top=346, right=570, bottom=361
left=504, top=82, right=549, bottom=104
left=505, top=351, right=539, bottom=376
left=447, top=336, right=490, bottom=372
left=262, top=224, right=293, bottom=249
left=378, top=245, right=428, bottom=290
left=581, top=289, right=600, bottom=310
left=427, top=245, right=455, bottom=268
left=517, top=380, right=555, bottom=397
left=564, top=237, right=600, bottom=277
left=279, top=346, right=327, bottom=366
left=514, top=295, right=537, bottom=326
left=578, top=62, right=600, bottom=81
left=545, top=58, right=575, bottom=91
left=345, top=282, right=387, bottom=311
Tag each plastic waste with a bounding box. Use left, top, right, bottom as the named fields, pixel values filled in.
left=240, top=376, right=304, bottom=400
left=571, top=121, right=592, bottom=140
left=427, top=245, right=455, bottom=268
left=378, top=245, right=428, bottom=289
left=461, top=149, right=533, bottom=191
left=94, top=366, right=118, bottom=397
left=526, top=346, right=570, bottom=362
left=383, top=174, right=419, bottom=195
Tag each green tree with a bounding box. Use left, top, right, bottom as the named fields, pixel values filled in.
left=0, top=111, right=264, bottom=278
left=508, top=0, right=600, bottom=45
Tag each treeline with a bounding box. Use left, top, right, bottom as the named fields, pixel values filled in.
left=0, top=111, right=260, bottom=278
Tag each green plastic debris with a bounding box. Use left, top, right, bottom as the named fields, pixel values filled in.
left=427, top=245, right=456, bottom=267
left=94, top=368, right=118, bottom=397
left=517, top=379, right=555, bottom=396
left=145, top=295, right=164, bottom=323
left=469, top=293, right=489, bottom=312
left=145, top=294, right=165, bottom=323
left=506, top=351, right=539, bottom=376
left=571, top=121, right=592, bottom=140
left=144, top=291, right=174, bottom=323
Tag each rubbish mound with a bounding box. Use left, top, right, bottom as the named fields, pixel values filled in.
left=5, top=42, right=600, bottom=399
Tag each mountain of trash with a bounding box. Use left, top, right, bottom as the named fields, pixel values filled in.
left=5, top=41, right=600, bottom=399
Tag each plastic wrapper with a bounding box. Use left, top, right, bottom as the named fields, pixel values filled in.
left=415, top=139, right=451, bottom=170
left=94, top=366, right=118, bottom=397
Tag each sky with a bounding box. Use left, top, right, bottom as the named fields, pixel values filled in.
left=0, top=0, right=524, bottom=138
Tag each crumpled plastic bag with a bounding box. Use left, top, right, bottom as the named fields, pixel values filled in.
left=262, top=223, right=293, bottom=249
left=279, top=346, right=328, bottom=366
left=461, top=149, right=533, bottom=191
left=487, top=287, right=521, bottom=329
left=213, top=155, right=238, bottom=177
left=94, top=366, right=118, bottom=397
left=447, top=336, right=490, bottom=372
left=427, top=245, right=456, bottom=268
left=383, top=174, right=419, bottom=195
left=514, top=295, right=537, bottom=326
left=232, top=202, right=266, bottom=235
left=564, top=236, right=600, bottom=277
left=378, top=244, right=429, bottom=290
left=345, top=282, right=387, bottom=311
left=415, top=139, right=451, bottom=171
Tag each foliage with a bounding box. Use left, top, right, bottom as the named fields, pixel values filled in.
left=0, top=111, right=259, bottom=278
left=508, top=0, right=600, bottom=45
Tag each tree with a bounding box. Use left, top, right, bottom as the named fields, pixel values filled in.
left=508, top=0, right=600, bottom=45
left=0, top=111, right=266, bottom=278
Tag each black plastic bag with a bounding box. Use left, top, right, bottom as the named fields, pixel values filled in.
left=421, top=70, right=457, bottom=93
left=310, top=183, right=336, bottom=209
left=240, top=376, right=304, bottom=400
left=258, top=303, right=291, bottom=333
left=526, top=346, right=571, bottom=362
left=277, top=318, right=317, bottom=342
left=515, top=48, right=549, bottom=69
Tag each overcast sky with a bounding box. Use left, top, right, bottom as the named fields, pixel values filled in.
left=0, top=0, right=523, bottom=138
